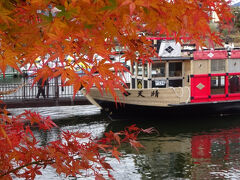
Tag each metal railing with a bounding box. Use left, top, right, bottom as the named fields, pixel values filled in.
left=0, top=77, right=83, bottom=100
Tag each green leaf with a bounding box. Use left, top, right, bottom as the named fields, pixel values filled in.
left=56, top=11, right=71, bottom=20
left=56, top=5, right=65, bottom=12
left=100, top=0, right=117, bottom=11
left=40, top=13, right=53, bottom=22
left=84, top=23, right=94, bottom=29
left=143, top=7, right=149, bottom=14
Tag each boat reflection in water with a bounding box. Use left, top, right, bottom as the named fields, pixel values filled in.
left=106, top=115, right=240, bottom=179
left=30, top=109, right=240, bottom=179
left=191, top=128, right=240, bottom=179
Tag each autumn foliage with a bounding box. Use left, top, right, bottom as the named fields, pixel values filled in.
left=0, top=0, right=233, bottom=97
left=0, top=108, right=155, bottom=179
left=0, top=0, right=234, bottom=179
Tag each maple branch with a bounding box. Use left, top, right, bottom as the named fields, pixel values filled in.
left=0, top=159, right=55, bottom=178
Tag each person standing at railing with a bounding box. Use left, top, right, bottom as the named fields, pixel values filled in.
left=36, top=78, right=48, bottom=99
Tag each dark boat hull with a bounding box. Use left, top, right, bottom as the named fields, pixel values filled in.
left=97, top=100, right=240, bottom=118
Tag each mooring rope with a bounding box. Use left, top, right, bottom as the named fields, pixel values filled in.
left=170, top=86, right=191, bottom=103
left=170, top=87, right=184, bottom=98
left=185, top=86, right=190, bottom=103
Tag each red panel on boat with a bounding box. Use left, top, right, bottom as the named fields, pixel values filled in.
left=191, top=73, right=240, bottom=103
left=230, top=50, right=240, bottom=59
left=191, top=75, right=210, bottom=102
left=193, top=50, right=228, bottom=60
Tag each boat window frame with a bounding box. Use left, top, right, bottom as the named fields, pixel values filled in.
left=152, top=62, right=166, bottom=78
left=130, top=60, right=185, bottom=89
left=168, top=62, right=183, bottom=77
left=228, top=75, right=240, bottom=94
left=210, top=59, right=226, bottom=73
left=151, top=60, right=185, bottom=88
left=131, top=61, right=150, bottom=89
left=210, top=75, right=226, bottom=95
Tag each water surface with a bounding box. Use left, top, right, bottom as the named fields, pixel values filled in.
left=9, top=106, right=240, bottom=179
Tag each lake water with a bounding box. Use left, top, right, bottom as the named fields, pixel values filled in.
left=9, top=105, right=240, bottom=180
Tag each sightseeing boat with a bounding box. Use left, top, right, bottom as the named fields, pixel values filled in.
left=83, top=38, right=240, bottom=117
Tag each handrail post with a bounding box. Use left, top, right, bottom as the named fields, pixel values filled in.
left=46, top=80, right=49, bottom=98
left=55, top=77, right=59, bottom=99
left=23, top=76, right=26, bottom=99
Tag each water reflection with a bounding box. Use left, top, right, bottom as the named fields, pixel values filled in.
left=11, top=105, right=240, bottom=179
left=105, top=115, right=240, bottom=179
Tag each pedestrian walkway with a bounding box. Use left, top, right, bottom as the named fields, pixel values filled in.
left=0, top=78, right=90, bottom=108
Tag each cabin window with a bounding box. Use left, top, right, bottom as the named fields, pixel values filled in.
left=228, top=75, right=240, bottom=93
left=137, top=63, right=143, bottom=76
left=211, top=76, right=225, bottom=95
left=144, top=80, right=148, bottom=88
left=131, top=78, right=135, bottom=89
left=211, top=60, right=225, bottom=73
left=151, top=61, right=184, bottom=88
left=143, top=63, right=148, bottom=77
left=228, top=59, right=240, bottom=73
left=152, top=63, right=165, bottom=77
left=132, top=62, right=136, bottom=75
left=169, top=62, right=182, bottom=77
left=169, top=79, right=182, bottom=87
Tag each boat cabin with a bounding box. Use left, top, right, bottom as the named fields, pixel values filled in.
left=191, top=49, right=240, bottom=103
left=130, top=56, right=190, bottom=90
left=129, top=38, right=240, bottom=105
